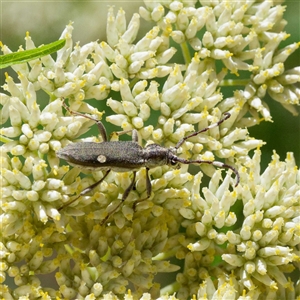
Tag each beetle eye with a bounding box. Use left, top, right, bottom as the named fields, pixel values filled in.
left=170, top=159, right=178, bottom=166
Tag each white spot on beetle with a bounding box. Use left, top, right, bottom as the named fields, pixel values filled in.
left=97, top=155, right=107, bottom=163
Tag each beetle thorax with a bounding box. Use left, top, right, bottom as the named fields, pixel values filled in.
left=144, top=144, right=179, bottom=169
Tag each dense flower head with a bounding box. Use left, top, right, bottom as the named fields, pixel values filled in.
left=1, top=0, right=299, bottom=299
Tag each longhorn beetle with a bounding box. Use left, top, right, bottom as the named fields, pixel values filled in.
left=57, top=100, right=240, bottom=224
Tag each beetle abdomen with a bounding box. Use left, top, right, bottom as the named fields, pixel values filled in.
left=57, top=141, right=145, bottom=171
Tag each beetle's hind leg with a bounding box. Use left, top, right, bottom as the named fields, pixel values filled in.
left=59, top=170, right=111, bottom=211
left=100, top=171, right=137, bottom=225
left=61, top=99, right=108, bottom=142
left=132, top=167, right=152, bottom=210
left=101, top=167, right=152, bottom=224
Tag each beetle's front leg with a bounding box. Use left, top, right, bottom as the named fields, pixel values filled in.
left=59, top=170, right=111, bottom=211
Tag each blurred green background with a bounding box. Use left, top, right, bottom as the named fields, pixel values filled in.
left=1, top=0, right=299, bottom=169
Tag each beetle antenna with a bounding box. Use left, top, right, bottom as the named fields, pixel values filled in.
left=174, top=112, right=239, bottom=186
left=175, top=112, right=231, bottom=149
left=176, top=156, right=240, bottom=187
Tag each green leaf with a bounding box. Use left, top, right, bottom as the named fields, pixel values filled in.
left=0, top=39, right=66, bottom=69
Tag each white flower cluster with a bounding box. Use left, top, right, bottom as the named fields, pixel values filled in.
left=178, top=150, right=300, bottom=299
left=0, top=0, right=299, bottom=299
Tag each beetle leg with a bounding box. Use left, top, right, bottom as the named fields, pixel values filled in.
left=132, top=167, right=151, bottom=210
left=101, top=171, right=136, bottom=225
left=59, top=170, right=111, bottom=211
left=62, top=99, right=108, bottom=141
left=109, top=129, right=138, bottom=143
